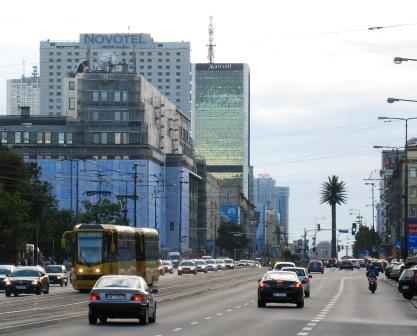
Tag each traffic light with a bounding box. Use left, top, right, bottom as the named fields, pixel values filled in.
left=352, top=222, right=357, bottom=235
left=317, top=224, right=321, bottom=231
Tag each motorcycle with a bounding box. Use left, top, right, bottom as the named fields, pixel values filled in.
left=368, top=277, right=377, bottom=294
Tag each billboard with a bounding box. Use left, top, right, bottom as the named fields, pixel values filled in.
left=382, top=150, right=399, bottom=170
left=220, top=205, right=241, bottom=224
left=407, top=220, right=417, bottom=250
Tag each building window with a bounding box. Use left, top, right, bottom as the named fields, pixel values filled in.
left=410, top=206, right=417, bottom=217
left=93, top=91, right=99, bottom=102
left=69, top=81, right=75, bottom=90
left=410, top=168, right=417, bottom=178
left=69, top=97, right=75, bottom=110
left=115, top=132, right=129, bottom=144
left=115, top=132, right=121, bottom=144
left=92, top=133, right=99, bottom=144
left=89, top=111, right=99, bottom=120
left=67, top=132, right=73, bottom=144
left=23, top=132, right=30, bottom=144
left=122, top=91, right=128, bottom=102
left=115, top=91, right=120, bottom=102
left=58, top=132, right=65, bottom=145
left=1, top=131, right=7, bottom=144
left=101, top=91, right=107, bottom=102
left=37, top=132, right=43, bottom=144
left=14, top=132, right=21, bottom=144
left=101, top=132, right=108, bottom=144
left=44, top=132, right=51, bottom=144
left=411, top=187, right=417, bottom=198
left=115, top=111, right=121, bottom=121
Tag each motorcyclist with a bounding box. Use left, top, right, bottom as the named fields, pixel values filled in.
left=366, top=264, right=379, bottom=279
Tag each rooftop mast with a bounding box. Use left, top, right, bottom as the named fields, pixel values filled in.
left=207, top=16, right=216, bottom=63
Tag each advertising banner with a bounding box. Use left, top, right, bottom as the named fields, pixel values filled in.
left=408, top=221, right=417, bottom=250
left=220, top=205, right=240, bottom=224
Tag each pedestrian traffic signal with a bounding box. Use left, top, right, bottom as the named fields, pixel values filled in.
left=317, top=224, right=321, bottom=231
left=352, top=222, right=357, bottom=235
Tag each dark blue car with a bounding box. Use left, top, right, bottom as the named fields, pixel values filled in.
left=308, top=260, right=324, bottom=273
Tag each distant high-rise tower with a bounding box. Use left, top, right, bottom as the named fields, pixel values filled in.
left=40, top=33, right=191, bottom=116
left=192, top=63, right=250, bottom=198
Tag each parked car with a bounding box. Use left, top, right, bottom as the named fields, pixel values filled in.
left=340, top=260, right=353, bottom=270
left=398, top=267, right=417, bottom=300
left=5, top=266, right=49, bottom=296
left=257, top=271, right=304, bottom=308
left=224, top=259, right=235, bottom=269
left=327, top=258, right=338, bottom=268
left=205, top=259, right=218, bottom=272
left=351, top=259, right=360, bottom=269
left=273, top=262, right=296, bottom=271
left=178, top=260, right=197, bottom=275
left=357, top=259, right=367, bottom=268
left=0, top=265, right=15, bottom=290
left=88, top=275, right=157, bottom=325
left=45, top=264, right=69, bottom=286
left=385, top=261, right=400, bottom=279
left=194, top=259, right=208, bottom=273
left=308, top=260, right=324, bottom=273
left=282, top=267, right=312, bottom=297
left=215, top=259, right=227, bottom=270
left=390, top=263, right=405, bottom=282
left=161, top=260, right=174, bottom=274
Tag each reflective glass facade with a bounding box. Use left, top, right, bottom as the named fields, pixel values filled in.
left=192, top=63, right=250, bottom=196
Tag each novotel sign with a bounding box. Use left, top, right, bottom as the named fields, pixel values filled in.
left=80, top=34, right=149, bottom=46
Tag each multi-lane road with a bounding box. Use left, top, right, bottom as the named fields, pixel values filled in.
left=1, top=267, right=417, bottom=336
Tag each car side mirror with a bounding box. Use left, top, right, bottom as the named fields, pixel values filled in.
left=257, top=279, right=261, bottom=283
left=309, top=275, right=312, bottom=278
left=5, top=274, right=10, bottom=277
left=151, top=288, right=158, bottom=294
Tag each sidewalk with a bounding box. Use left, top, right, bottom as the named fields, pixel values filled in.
left=382, top=276, right=417, bottom=310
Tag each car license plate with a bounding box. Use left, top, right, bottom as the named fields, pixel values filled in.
left=15, top=285, right=26, bottom=289
left=105, top=294, right=126, bottom=300
left=273, top=292, right=286, bottom=297
left=402, top=285, right=409, bottom=289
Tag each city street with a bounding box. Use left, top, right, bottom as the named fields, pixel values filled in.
left=3, top=268, right=417, bottom=336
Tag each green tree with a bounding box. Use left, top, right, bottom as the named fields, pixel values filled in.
left=216, top=222, right=249, bottom=259
left=79, top=199, right=125, bottom=224
left=320, top=175, right=347, bottom=258
left=352, top=225, right=379, bottom=258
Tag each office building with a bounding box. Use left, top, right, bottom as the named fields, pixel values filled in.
left=6, top=67, right=40, bottom=115
left=275, top=186, right=289, bottom=242
left=0, top=64, right=197, bottom=251
left=192, top=63, right=250, bottom=198
left=40, top=33, right=190, bottom=116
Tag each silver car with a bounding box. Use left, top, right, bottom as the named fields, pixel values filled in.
left=205, top=259, right=218, bottom=271
left=215, top=258, right=227, bottom=270
left=282, top=267, right=312, bottom=298
left=88, top=275, right=157, bottom=325
left=193, top=259, right=208, bottom=273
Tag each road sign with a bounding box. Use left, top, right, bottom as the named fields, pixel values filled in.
left=338, top=229, right=349, bottom=233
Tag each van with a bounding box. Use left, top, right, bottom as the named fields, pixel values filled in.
left=167, top=251, right=181, bottom=268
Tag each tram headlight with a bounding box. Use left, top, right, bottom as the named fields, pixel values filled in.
left=78, top=268, right=84, bottom=274
left=95, top=268, right=101, bottom=273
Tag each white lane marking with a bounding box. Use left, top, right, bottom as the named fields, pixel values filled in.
left=227, top=309, right=233, bottom=312
left=205, top=316, right=212, bottom=320
left=235, top=305, right=242, bottom=309
left=315, top=316, right=324, bottom=320
left=216, top=313, right=222, bottom=316
left=243, top=302, right=249, bottom=306
left=250, top=300, right=255, bottom=303
left=303, top=327, right=312, bottom=331
left=298, top=333, right=309, bottom=336
left=190, top=321, right=198, bottom=325
left=173, top=328, right=182, bottom=332
left=307, top=323, right=316, bottom=326
left=0, top=301, right=86, bottom=315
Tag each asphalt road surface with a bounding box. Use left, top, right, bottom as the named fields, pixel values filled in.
left=3, top=268, right=417, bottom=336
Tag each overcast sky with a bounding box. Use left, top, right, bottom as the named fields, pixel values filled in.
left=2, top=0, right=417, bottom=248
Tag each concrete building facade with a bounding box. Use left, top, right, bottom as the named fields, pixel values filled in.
left=7, top=68, right=40, bottom=115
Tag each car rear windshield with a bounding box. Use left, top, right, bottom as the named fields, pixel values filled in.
left=310, top=261, right=321, bottom=265
left=96, top=277, right=141, bottom=289
left=224, top=259, right=233, bottom=263
left=0, top=268, right=11, bottom=275
left=372, top=262, right=382, bottom=267
left=282, top=268, right=305, bottom=276
left=400, top=269, right=415, bottom=280
left=194, top=260, right=205, bottom=265
left=275, top=263, right=294, bottom=269
left=46, top=266, right=64, bottom=273
left=263, top=272, right=298, bottom=282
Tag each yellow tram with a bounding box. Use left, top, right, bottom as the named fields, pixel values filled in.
left=62, top=224, right=160, bottom=291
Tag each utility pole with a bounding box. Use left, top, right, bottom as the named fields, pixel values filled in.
left=365, top=182, right=376, bottom=230
left=133, top=164, right=138, bottom=227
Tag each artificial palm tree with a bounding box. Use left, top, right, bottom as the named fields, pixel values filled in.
left=320, top=175, right=347, bottom=258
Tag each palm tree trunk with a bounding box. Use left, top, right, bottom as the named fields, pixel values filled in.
left=331, top=204, right=337, bottom=258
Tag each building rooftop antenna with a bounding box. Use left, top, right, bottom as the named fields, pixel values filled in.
left=32, top=66, right=38, bottom=78
left=22, top=59, right=25, bottom=78
left=207, top=16, right=216, bottom=63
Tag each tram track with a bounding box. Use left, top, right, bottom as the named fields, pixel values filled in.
left=0, top=267, right=264, bottom=334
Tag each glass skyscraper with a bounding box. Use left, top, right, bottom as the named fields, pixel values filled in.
left=192, top=63, right=250, bottom=197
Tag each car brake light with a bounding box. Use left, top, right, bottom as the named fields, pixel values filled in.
left=89, top=292, right=100, bottom=301
left=131, top=294, right=143, bottom=302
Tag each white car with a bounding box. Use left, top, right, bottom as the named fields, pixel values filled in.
left=351, top=259, right=360, bottom=269
left=282, top=267, right=312, bottom=297
left=215, top=259, right=227, bottom=270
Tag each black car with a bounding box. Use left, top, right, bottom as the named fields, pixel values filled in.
left=371, top=261, right=384, bottom=273
left=258, top=271, right=304, bottom=308
left=308, top=260, right=324, bottom=273
left=327, top=258, right=338, bottom=268
left=0, top=265, right=15, bottom=290
left=340, top=260, right=353, bottom=270
left=5, top=266, right=49, bottom=296
left=398, top=267, right=417, bottom=300
left=45, top=265, right=69, bottom=286
left=88, top=275, right=157, bottom=325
